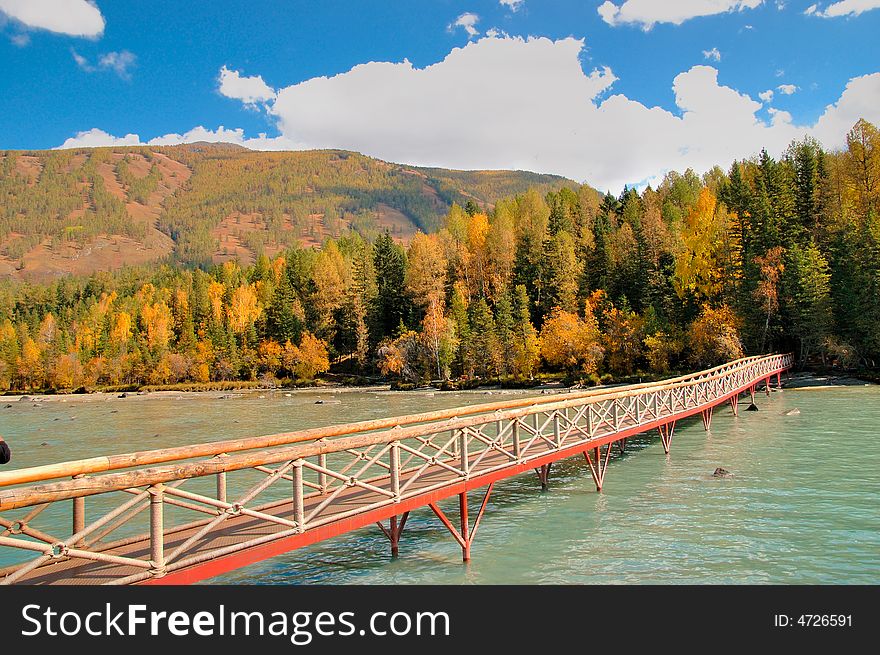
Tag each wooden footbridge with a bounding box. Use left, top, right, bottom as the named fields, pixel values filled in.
left=0, top=354, right=792, bottom=585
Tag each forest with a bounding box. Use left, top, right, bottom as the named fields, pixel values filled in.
left=0, top=119, right=877, bottom=392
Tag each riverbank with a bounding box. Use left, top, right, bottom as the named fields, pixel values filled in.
left=1, top=371, right=872, bottom=406
left=783, top=371, right=874, bottom=389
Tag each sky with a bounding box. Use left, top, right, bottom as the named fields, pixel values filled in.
left=1, top=0, right=879, bottom=192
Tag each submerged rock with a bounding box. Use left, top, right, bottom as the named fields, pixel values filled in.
left=713, top=467, right=732, bottom=477
left=746, top=403, right=759, bottom=411
left=784, top=408, right=801, bottom=416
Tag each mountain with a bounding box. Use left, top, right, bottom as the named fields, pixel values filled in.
left=0, top=144, right=577, bottom=280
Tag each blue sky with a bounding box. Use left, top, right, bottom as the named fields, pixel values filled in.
left=1, top=1, right=878, bottom=190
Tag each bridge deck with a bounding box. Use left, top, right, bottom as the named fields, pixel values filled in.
left=14, top=438, right=563, bottom=585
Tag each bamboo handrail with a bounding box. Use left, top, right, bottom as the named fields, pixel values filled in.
left=0, top=354, right=772, bottom=488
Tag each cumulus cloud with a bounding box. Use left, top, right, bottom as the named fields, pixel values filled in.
left=703, top=47, right=721, bottom=61
left=777, top=83, right=798, bottom=94
left=500, top=0, right=525, bottom=11
left=759, top=89, right=774, bottom=103
left=218, top=65, right=276, bottom=105
left=58, top=126, right=295, bottom=151
left=58, top=128, right=142, bottom=149
left=0, top=0, right=104, bottom=37
left=449, top=13, right=480, bottom=37
left=59, top=36, right=880, bottom=193
left=598, top=0, right=763, bottom=28
left=806, top=0, right=880, bottom=17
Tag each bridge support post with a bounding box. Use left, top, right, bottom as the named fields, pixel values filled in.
left=617, top=438, right=628, bottom=455
left=701, top=407, right=713, bottom=431
left=749, top=386, right=756, bottom=405
left=534, top=463, right=552, bottom=490
left=657, top=421, right=676, bottom=454
left=429, top=483, right=494, bottom=563
left=765, top=377, right=772, bottom=396
left=729, top=395, right=739, bottom=416
left=583, top=444, right=612, bottom=491
left=776, top=372, right=783, bottom=389
left=377, top=512, right=410, bottom=558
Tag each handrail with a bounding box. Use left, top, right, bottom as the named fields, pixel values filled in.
left=0, top=354, right=779, bottom=488
left=0, top=354, right=774, bottom=488
left=0, top=354, right=792, bottom=511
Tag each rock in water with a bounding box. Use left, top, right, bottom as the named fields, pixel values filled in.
left=713, top=467, right=732, bottom=477
left=784, top=408, right=801, bottom=416
left=746, top=403, right=759, bottom=411
left=0, top=439, right=10, bottom=464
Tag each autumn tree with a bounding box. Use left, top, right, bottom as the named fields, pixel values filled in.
left=539, top=305, right=604, bottom=377
left=688, top=305, right=744, bottom=367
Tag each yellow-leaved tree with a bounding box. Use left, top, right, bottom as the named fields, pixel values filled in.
left=674, top=188, right=724, bottom=302
left=539, top=304, right=604, bottom=376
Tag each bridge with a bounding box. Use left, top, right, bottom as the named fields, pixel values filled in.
left=0, top=353, right=792, bottom=585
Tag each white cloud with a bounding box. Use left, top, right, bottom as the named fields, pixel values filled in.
left=0, top=0, right=104, bottom=37
left=99, top=51, right=136, bottom=80
left=812, top=73, right=880, bottom=144
left=58, top=125, right=296, bottom=151
left=218, top=65, right=276, bottom=105
left=703, top=47, right=721, bottom=61
left=777, top=83, right=798, bottom=94
left=450, top=13, right=480, bottom=38
left=71, top=49, right=93, bottom=72
left=59, top=37, right=880, bottom=194
left=598, top=0, right=763, bottom=28
left=759, top=89, right=774, bottom=103
left=806, top=0, right=880, bottom=17
left=71, top=49, right=136, bottom=79
left=500, top=0, right=524, bottom=11
left=58, top=128, right=142, bottom=149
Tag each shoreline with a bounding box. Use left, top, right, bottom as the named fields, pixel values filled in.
left=1, top=371, right=872, bottom=404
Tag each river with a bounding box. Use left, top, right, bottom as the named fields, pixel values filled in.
left=1, top=383, right=878, bottom=584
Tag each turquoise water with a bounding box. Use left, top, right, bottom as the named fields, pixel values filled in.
left=1, top=385, right=878, bottom=584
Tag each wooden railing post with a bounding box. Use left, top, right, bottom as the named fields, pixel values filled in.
left=293, top=460, right=305, bottom=532
left=459, top=428, right=469, bottom=477
left=512, top=420, right=521, bottom=460
left=72, top=474, right=85, bottom=545
left=215, top=453, right=228, bottom=504
left=390, top=442, right=400, bottom=500
left=318, top=453, right=328, bottom=493
left=149, top=483, right=165, bottom=577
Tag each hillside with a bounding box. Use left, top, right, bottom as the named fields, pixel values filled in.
left=0, top=144, right=575, bottom=280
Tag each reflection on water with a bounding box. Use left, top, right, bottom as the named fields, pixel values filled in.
left=1, top=385, right=878, bottom=584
